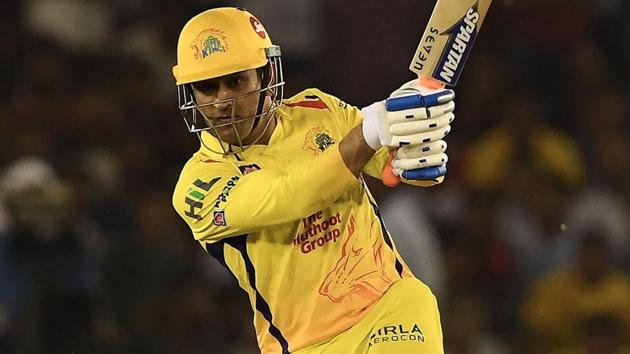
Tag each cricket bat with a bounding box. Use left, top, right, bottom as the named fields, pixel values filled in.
left=382, top=0, right=493, bottom=187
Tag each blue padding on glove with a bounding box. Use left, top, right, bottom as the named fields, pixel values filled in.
left=385, top=90, right=453, bottom=111
left=401, top=165, right=447, bottom=180
left=386, top=95, right=425, bottom=111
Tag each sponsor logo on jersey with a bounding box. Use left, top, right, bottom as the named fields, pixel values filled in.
left=368, top=323, right=425, bottom=347
left=293, top=210, right=343, bottom=254
left=249, top=16, right=266, bottom=39
left=184, top=177, right=221, bottom=221
left=238, top=163, right=261, bottom=175
left=190, top=28, right=228, bottom=60
left=208, top=176, right=239, bottom=227
left=213, top=210, right=227, bottom=226
left=212, top=176, right=240, bottom=210
left=303, top=127, right=336, bottom=155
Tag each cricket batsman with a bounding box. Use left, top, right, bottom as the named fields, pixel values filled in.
left=172, top=7, right=454, bottom=354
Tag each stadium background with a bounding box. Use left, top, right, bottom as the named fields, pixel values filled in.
left=0, top=0, right=629, bottom=353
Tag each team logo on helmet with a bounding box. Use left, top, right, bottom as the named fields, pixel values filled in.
left=304, top=127, right=336, bottom=155
left=190, top=28, right=229, bottom=60
left=249, top=16, right=266, bottom=39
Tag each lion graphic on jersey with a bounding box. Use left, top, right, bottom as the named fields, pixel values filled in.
left=303, top=127, right=335, bottom=155
left=319, top=216, right=395, bottom=304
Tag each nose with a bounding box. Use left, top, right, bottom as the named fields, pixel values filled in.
left=212, top=84, right=232, bottom=112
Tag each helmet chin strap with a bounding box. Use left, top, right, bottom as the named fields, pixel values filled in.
left=251, top=63, right=272, bottom=132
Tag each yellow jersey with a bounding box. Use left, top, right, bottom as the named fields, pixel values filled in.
left=173, top=89, right=427, bottom=353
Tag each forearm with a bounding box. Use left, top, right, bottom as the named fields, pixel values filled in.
left=339, top=124, right=377, bottom=177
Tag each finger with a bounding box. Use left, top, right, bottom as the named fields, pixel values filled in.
left=386, top=101, right=455, bottom=123
left=392, top=153, right=448, bottom=170
left=388, top=125, right=451, bottom=147
left=427, top=101, right=455, bottom=117
left=418, top=89, right=455, bottom=107
left=401, top=165, right=447, bottom=180
left=387, top=106, right=431, bottom=122
left=396, top=140, right=447, bottom=159
left=387, top=89, right=455, bottom=108
left=389, top=113, right=454, bottom=136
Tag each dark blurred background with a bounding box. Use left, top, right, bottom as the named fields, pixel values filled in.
left=0, top=0, right=629, bottom=353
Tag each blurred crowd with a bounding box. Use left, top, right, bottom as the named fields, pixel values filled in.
left=0, top=0, right=629, bottom=353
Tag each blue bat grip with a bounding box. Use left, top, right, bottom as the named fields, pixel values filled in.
left=402, top=165, right=447, bottom=180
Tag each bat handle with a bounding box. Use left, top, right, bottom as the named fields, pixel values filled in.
left=381, top=76, right=446, bottom=187
left=419, top=76, right=445, bottom=90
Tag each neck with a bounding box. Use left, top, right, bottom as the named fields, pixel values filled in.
left=243, top=111, right=276, bottom=146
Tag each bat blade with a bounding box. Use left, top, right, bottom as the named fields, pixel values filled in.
left=382, top=0, right=493, bottom=187
left=409, top=0, right=493, bottom=87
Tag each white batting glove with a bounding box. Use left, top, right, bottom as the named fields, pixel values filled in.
left=361, top=80, right=455, bottom=150
left=392, top=140, right=448, bottom=179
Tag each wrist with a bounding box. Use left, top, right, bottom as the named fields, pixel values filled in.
left=361, top=123, right=379, bottom=151
left=340, top=125, right=377, bottom=177
left=360, top=102, right=384, bottom=150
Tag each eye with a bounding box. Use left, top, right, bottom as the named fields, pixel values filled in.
left=192, top=80, right=217, bottom=93
left=226, top=76, right=245, bottom=89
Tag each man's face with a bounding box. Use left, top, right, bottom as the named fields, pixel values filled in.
left=191, top=69, right=271, bottom=145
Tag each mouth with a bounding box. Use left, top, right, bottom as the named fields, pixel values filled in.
left=211, top=116, right=234, bottom=127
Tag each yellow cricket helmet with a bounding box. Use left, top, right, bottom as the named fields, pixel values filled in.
left=173, top=7, right=276, bottom=84
left=173, top=7, right=285, bottom=156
